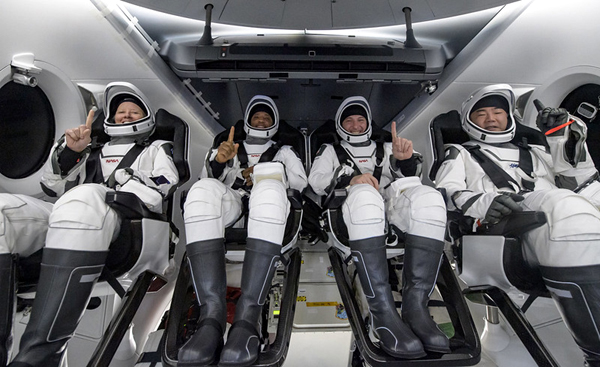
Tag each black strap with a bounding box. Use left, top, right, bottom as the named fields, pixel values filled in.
left=85, top=143, right=146, bottom=185
left=84, top=148, right=105, bottom=184
left=466, top=145, right=521, bottom=192
left=232, top=142, right=281, bottom=191
left=373, top=141, right=384, bottom=182
left=333, top=143, right=361, bottom=176
left=105, top=144, right=147, bottom=186
left=101, top=266, right=126, bottom=298
left=332, top=141, right=384, bottom=182
left=516, top=138, right=536, bottom=191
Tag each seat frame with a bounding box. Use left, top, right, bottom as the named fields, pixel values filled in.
left=306, top=119, right=482, bottom=365
left=11, top=108, right=191, bottom=367
left=321, top=189, right=481, bottom=366
left=429, top=110, right=561, bottom=367
left=160, top=120, right=305, bottom=367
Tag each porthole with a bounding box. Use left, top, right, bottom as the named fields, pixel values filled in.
left=0, top=81, right=55, bottom=179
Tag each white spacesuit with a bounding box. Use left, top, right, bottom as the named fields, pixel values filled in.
left=435, top=84, right=600, bottom=366
left=308, top=96, right=449, bottom=359
left=2, top=82, right=178, bottom=367
left=179, top=95, right=307, bottom=367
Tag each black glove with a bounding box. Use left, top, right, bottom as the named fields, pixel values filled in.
left=536, top=107, right=569, bottom=136
left=484, top=193, right=524, bottom=224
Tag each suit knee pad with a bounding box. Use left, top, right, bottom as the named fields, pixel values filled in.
left=248, top=179, right=289, bottom=225
left=400, top=185, right=446, bottom=240
left=184, top=178, right=228, bottom=224
left=49, top=185, right=111, bottom=230
left=343, top=184, right=385, bottom=240
left=547, top=194, right=600, bottom=242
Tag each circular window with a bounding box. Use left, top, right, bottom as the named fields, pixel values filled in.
left=0, top=81, right=55, bottom=179
left=560, top=83, right=600, bottom=171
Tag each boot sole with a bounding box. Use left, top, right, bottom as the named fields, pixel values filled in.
left=423, top=345, right=452, bottom=354
left=380, top=344, right=427, bottom=359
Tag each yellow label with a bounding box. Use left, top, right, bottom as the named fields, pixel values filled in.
left=306, top=302, right=338, bottom=307
left=296, top=296, right=307, bottom=302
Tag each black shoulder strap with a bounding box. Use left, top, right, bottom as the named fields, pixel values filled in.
left=372, top=141, right=384, bottom=182
left=237, top=141, right=281, bottom=168
left=84, top=147, right=105, bottom=184
left=332, top=142, right=384, bottom=182
left=259, top=143, right=281, bottom=163
left=232, top=142, right=281, bottom=191
left=104, top=143, right=147, bottom=186
left=465, top=145, right=521, bottom=192
left=236, top=142, right=249, bottom=169
left=516, top=138, right=535, bottom=191
left=332, top=143, right=361, bottom=176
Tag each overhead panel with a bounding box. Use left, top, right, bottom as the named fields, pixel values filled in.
left=425, top=0, right=520, bottom=18
left=331, top=0, right=397, bottom=29
left=123, top=0, right=520, bottom=29
left=280, top=0, right=333, bottom=30
left=388, top=0, right=436, bottom=24
left=218, top=0, right=286, bottom=29
left=124, top=0, right=194, bottom=14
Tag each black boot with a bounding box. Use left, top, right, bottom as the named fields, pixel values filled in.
left=401, top=234, right=451, bottom=353
left=540, top=265, right=600, bottom=367
left=0, top=254, right=16, bottom=367
left=350, top=236, right=425, bottom=359
left=178, top=239, right=227, bottom=366
left=219, top=239, right=281, bottom=367
left=8, top=248, right=107, bottom=367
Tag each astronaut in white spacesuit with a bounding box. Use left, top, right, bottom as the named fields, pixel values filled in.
left=1, top=82, right=179, bottom=367
left=435, top=84, right=600, bottom=366
left=308, top=96, right=450, bottom=359
left=178, top=95, right=307, bottom=367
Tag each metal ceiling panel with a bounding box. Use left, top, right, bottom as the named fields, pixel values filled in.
left=425, top=0, right=519, bottom=18
left=331, top=0, right=397, bottom=29
left=280, top=0, right=333, bottom=30
left=123, top=0, right=521, bottom=29
left=218, top=0, right=286, bottom=28
left=388, top=0, right=436, bottom=24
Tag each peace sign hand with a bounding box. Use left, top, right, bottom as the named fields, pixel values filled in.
left=391, top=121, right=413, bottom=161
left=215, top=126, right=239, bottom=163
left=65, top=108, right=94, bottom=153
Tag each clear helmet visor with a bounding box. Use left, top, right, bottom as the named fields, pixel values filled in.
left=243, top=95, right=279, bottom=139
left=335, top=96, right=373, bottom=144
left=461, top=84, right=516, bottom=144
left=103, top=82, right=154, bottom=138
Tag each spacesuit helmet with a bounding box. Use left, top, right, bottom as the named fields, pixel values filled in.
left=244, top=95, right=279, bottom=138
left=335, top=96, right=373, bottom=144
left=103, top=82, right=154, bottom=138
left=461, top=84, right=516, bottom=144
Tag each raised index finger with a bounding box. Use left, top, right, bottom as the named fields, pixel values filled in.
left=391, top=121, right=398, bottom=141
left=228, top=126, right=235, bottom=143
left=85, top=108, right=95, bottom=128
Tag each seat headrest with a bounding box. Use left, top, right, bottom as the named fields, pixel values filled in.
left=428, top=110, right=470, bottom=181
left=154, top=109, right=190, bottom=185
